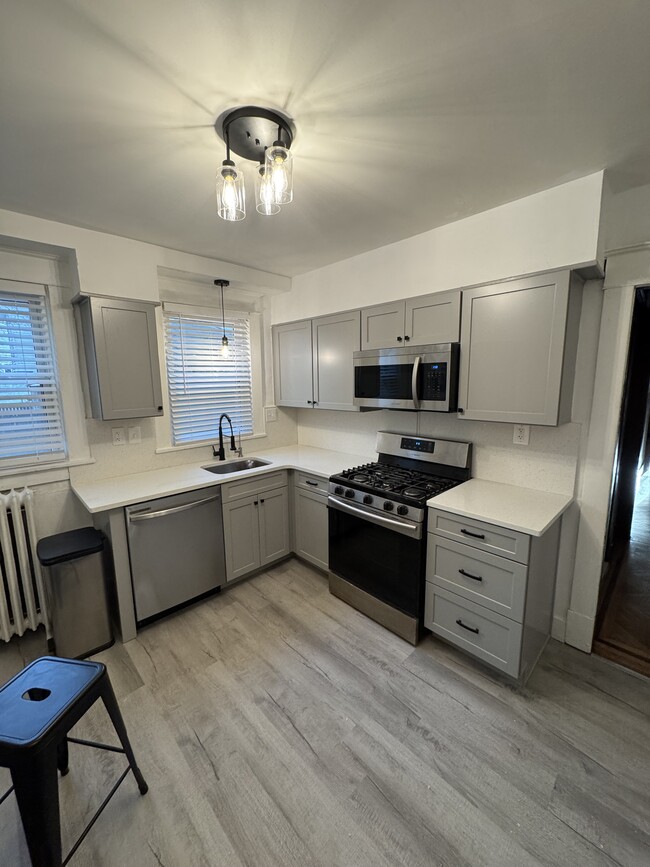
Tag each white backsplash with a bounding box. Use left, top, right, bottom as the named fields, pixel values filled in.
left=70, top=407, right=298, bottom=484
left=297, top=409, right=582, bottom=497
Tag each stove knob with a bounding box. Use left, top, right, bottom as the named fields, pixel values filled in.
left=334, top=485, right=344, bottom=495
left=363, top=494, right=374, bottom=505
left=345, top=489, right=355, bottom=499
left=383, top=501, right=394, bottom=511
left=397, top=505, right=408, bottom=516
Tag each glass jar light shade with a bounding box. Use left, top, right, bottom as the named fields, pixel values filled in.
left=265, top=144, right=293, bottom=205
left=216, top=160, right=245, bottom=221
left=255, top=164, right=281, bottom=215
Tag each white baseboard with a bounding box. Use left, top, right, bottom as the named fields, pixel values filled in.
left=551, top=615, right=566, bottom=642
left=565, top=609, right=595, bottom=652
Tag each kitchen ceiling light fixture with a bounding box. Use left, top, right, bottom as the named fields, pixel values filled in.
left=215, top=106, right=295, bottom=221
left=214, top=279, right=230, bottom=357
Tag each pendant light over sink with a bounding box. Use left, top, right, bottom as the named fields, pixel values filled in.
left=214, top=279, right=230, bottom=357
left=215, top=106, right=295, bottom=221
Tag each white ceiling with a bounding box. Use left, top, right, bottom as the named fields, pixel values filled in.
left=2, top=0, right=650, bottom=277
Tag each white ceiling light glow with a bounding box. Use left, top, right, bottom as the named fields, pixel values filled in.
left=216, top=106, right=295, bottom=222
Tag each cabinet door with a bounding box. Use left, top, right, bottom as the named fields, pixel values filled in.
left=273, top=321, right=313, bottom=408
left=294, top=489, right=328, bottom=571
left=259, top=487, right=291, bottom=567
left=312, top=311, right=360, bottom=411
left=405, top=290, right=461, bottom=345
left=88, top=297, right=163, bottom=420
left=457, top=271, right=573, bottom=425
left=360, top=302, right=405, bottom=350
left=222, top=496, right=260, bottom=581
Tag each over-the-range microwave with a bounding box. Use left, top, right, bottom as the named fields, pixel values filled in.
left=353, top=343, right=459, bottom=412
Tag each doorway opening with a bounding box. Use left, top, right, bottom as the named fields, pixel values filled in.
left=593, top=285, right=650, bottom=676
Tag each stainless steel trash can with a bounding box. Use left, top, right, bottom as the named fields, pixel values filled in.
left=36, top=527, right=114, bottom=659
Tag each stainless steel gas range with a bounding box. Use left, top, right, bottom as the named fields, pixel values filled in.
left=328, top=431, right=472, bottom=644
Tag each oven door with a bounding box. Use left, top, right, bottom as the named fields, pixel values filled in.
left=328, top=495, right=424, bottom=616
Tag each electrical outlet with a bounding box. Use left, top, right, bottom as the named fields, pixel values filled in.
left=513, top=424, right=530, bottom=446
left=111, top=427, right=126, bottom=446
left=265, top=406, right=278, bottom=422
left=128, top=425, right=141, bottom=444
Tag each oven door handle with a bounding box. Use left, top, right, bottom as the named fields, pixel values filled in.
left=411, top=355, right=422, bottom=410
left=328, top=495, right=422, bottom=540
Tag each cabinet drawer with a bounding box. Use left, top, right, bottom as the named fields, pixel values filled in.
left=428, top=509, right=530, bottom=564
left=221, top=470, right=288, bottom=502
left=426, top=535, right=527, bottom=621
left=295, top=471, right=329, bottom=497
left=424, top=584, right=522, bottom=677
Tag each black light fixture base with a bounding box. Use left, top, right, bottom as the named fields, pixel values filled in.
left=216, top=106, right=295, bottom=162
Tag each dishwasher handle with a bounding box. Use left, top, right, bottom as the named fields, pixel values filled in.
left=128, top=493, right=221, bottom=522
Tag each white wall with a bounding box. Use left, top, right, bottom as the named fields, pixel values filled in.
left=0, top=210, right=299, bottom=539
left=271, top=172, right=605, bottom=323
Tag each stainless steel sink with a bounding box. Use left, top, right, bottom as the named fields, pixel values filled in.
left=201, top=458, right=271, bottom=475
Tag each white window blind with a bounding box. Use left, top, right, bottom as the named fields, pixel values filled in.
left=0, top=288, right=66, bottom=466
left=164, top=309, right=254, bottom=445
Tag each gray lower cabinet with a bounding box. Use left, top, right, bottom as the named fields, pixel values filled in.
left=73, top=293, right=164, bottom=420
left=222, top=472, right=290, bottom=581
left=457, top=270, right=583, bottom=425
left=293, top=472, right=329, bottom=571
left=424, top=508, right=561, bottom=681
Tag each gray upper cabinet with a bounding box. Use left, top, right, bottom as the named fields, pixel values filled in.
left=312, top=310, right=361, bottom=411
left=457, top=270, right=583, bottom=425
left=273, top=312, right=360, bottom=411
left=74, top=294, right=164, bottom=420
left=360, top=301, right=404, bottom=349
left=361, top=290, right=461, bottom=350
left=405, top=291, right=461, bottom=345
left=273, top=320, right=313, bottom=408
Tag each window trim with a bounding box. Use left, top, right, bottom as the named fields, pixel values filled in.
left=155, top=302, right=266, bottom=452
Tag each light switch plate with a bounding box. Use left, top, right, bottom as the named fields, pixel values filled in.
left=128, top=425, right=142, bottom=444
left=265, top=406, right=278, bottom=422
left=111, top=427, right=126, bottom=446
left=513, top=424, right=530, bottom=446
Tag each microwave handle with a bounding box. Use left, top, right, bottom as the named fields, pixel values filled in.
left=411, top=356, right=422, bottom=409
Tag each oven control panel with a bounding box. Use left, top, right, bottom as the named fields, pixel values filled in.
left=400, top=437, right=435, bottom=454
left=329, top=483, right=425, bottom=523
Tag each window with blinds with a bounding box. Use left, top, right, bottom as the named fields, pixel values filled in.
left=164, top=309, right=254, bottom=445
left=0, top=288, right=67, bottom=466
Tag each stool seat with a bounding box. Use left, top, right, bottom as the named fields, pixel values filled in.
left=0, top=656, right=147, bottom=866
left=0, top=657, right=104, bottom=751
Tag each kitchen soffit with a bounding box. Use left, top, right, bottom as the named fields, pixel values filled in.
left=2, top=0, right=650, bottom=276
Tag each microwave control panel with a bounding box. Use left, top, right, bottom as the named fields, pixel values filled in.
left=421, top=362, right=448, bottom=401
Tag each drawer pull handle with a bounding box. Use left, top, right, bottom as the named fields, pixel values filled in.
left=456, top=618, right=479, bottom=634
left=460, top=528, right=485, bottom=540
left=459, top=568, right=482, bottom=582
left=305, top=480, right=318, bottom=487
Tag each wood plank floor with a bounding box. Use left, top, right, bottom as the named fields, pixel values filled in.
left=595, top=472, right=650, bottom=677
left=1, top=559, right=649, bottom=866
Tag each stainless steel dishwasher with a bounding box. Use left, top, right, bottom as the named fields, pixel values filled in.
left=126, top=488, right=226, bottom=625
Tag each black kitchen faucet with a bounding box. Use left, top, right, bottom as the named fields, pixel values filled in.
left=214, top=413, right=237, bottom=461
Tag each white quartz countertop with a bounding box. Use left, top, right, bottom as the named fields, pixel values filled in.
left=427, top=478, right=572, bottom=537
left=71, top=445, right=373, bottom=514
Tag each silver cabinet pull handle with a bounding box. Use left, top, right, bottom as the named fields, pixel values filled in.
left=128, top=494, right=220, bottom=522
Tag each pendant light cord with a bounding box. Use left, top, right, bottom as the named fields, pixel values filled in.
left=221, top=283, right=226, bottom=337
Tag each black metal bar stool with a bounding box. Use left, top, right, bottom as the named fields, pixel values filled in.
left=0, top=656, right=148, bottom=866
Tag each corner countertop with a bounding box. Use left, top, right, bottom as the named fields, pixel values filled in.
left=427, top=478, right=572, bottom=537
left=71, top=445, right=373, bottom=514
